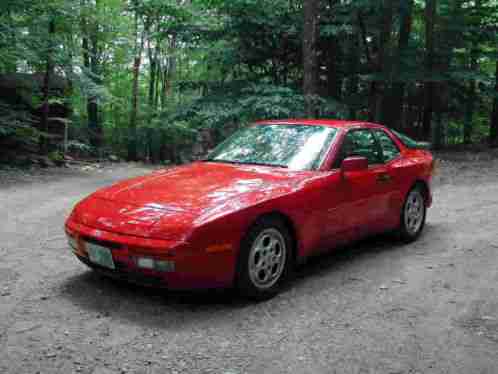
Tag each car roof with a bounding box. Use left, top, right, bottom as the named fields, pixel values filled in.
left=254, top=119, right=384, bottom=129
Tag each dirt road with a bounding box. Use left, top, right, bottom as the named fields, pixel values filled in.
left=1, top=158, right=497, bottom=374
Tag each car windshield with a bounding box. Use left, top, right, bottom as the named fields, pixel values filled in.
left=205, top=124, right=337, bottom=171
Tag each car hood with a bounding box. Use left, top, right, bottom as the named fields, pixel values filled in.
left=74, top=162, right=312, bottom=240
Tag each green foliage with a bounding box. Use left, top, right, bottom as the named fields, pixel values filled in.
left=1, top=0, right=498, bottom=164
left=48, top=150, right=64, bottom=163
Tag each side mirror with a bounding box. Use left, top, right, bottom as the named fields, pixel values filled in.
left=341, top=156, right=368, bottom=174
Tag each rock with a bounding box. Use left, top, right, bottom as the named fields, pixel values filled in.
left=38, top=157, right=55, bottom=168
left=14, top=322, right=42, bottom=334
left=482, top=316, right=496, bottom=321
left=53, top=159, right=66, bottom=167
left=92, top=367, right=115, bottom=374
left=12, top=156, right=33, bottom=167
left=109, top=155, right=119, bottom=162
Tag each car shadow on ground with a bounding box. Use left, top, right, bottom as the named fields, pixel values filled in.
left=58, top=224, right=438, bottom=328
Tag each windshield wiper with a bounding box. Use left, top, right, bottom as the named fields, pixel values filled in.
left=201, top=158, right=245, bottom=165
left=243, top=162, right=288, bottom=168
left=202, top=159, right=287, bottom=168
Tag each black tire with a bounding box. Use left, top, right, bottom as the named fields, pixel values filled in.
left=398, top=185, right=427, bottom=242
left=236, top=216, right=294, bottom=300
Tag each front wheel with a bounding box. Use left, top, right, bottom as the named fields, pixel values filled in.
left=398, top=186, right=427, bottom=242
left=236, top=217, right=294, bottom=300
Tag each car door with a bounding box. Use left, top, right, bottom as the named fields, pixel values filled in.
left=371, top=128, right=404, bottom=230
left=327, top=128, right=390, bottom=239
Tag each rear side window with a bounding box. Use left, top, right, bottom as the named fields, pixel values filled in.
left=391, top=130, right=418, bottom=148
left=374, top=130, right=400, bottom=162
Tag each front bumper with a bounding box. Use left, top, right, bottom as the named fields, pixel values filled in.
left=76, top=254, right=167, bottom=287
left=65, top=219, right=236, bottom=289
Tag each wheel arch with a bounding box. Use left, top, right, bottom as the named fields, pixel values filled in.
left=248, top=211, right=299, bottom=262
left=411, top=179, right=430, bottom=206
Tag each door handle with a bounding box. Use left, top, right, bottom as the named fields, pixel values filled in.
left=376, top=173, right=391, bottom=183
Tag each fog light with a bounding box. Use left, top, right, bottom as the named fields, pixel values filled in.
left=136, top=257, right=175, bottom=272
left=155, top=260, right=175, bottom=272
left=137, top=257, right=155, bottom=269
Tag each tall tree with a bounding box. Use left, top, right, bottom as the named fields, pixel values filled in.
left=422, top=0, right=437, bottom=140
left=347, top=12, right=360, bottom=120
left=325, top=0, right=341, bottom=102
left=491, top=57, right=498, bottom=147
left=372, top=0, right=395, bottom=122
left=385, top=0, right=414, bottom=130
left=40, top=17, right=56, bottom=155
left=302, top=0, right=320, bottom=117
left=81, top=0, right=102, bottom=149
left=128, top=0, right=146, bottom=161
left=463, top=0, right=481, bottom=145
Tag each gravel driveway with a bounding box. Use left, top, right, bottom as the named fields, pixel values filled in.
left=1, top=158, right=497, bottom=374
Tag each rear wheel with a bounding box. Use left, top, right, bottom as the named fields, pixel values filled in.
left=398, top=186, right=426, bottom=242
left=237, top=217, right=294, bottom=300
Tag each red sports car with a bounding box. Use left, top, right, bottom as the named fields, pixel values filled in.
left=65, top=120, right=434, bottom=299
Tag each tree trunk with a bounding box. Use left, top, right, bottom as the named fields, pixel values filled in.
left=422, top=0, right=437, bottom=140
left=326, top=36, right=341, bottom=101
left=490, top=58, right=498, bottom=147
left=154, top=57, right=161, bottom=109
left=81, top=0, right=101, bottom=149
left=88, top=15, right=101, bottom=149
left=372, top=0, right=395, bottom=122
left=326, top=0, right=341, bottom=101
left=347, top=16, right=360, bottom=120
left=147, top=36, right=157, bottom=121
left=302, top=0, right=320, bottom=118
left=463, top=56, right=477, bottom=145
left=161, top=36, right=176, bottom=110
left=81, top=0, right=90, bottom=73
left=384, top=0, right=414, bottom=130
left=463, top=0, right=480, bottom=145
left=357, top=10, right=374, bottom=120
left=39, top=18, right=55, bottom=155
left=433, top=0, right=463, bottom=149
left=6, top=9, right=17, bottom=72
left=160, top=65, right=167, bottom=110
left=128, top=5, right=146, bottom=161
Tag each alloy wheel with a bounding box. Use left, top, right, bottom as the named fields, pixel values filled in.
left=248, top=228, right=287, bottom=290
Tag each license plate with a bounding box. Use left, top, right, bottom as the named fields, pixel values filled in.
left=86, top=242, right=115, bottom=270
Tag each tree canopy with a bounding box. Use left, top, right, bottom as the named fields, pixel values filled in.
left=1, top=0, right=498, bottom=163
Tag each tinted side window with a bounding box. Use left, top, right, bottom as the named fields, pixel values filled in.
left=334, top=129, right=383, bottom=167
left=374, top=130, right=400, bottom=162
